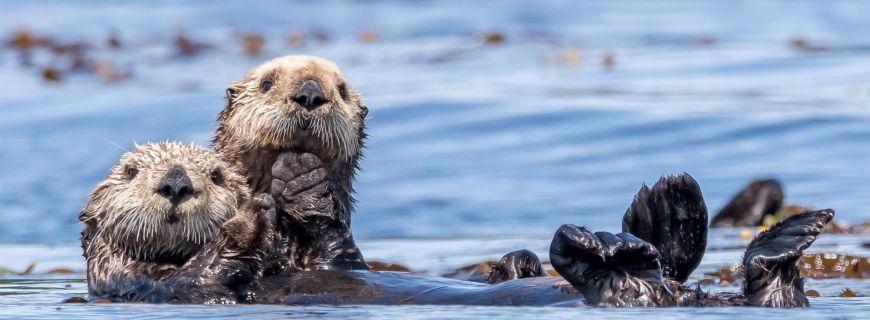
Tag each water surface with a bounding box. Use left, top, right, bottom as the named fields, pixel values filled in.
left=1, top=0, right=869, bottom=318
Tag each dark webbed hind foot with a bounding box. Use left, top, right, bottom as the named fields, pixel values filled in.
left=710, top=179, right=784, bottom=228
left=622, top=173, right=707, bottom=283
left=550, top=224, right=675, bottom=307
left=486, top=249, right=545, bottom=284
left=744, top=209, right=833, bottom=307
left=270, top=151, right=367, bottom=271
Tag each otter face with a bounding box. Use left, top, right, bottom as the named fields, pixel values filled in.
left=80, top=143, right=249, bottom=262
left=217, top=55, right=368, bottom=161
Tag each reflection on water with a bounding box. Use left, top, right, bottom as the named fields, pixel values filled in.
left=1, top=0, right=869, bottom=318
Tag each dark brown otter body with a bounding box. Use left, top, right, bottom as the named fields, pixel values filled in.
left=79, top=143, right=274, bottom=303
left=209, top=56, right=826, bottom=308
left=256, top=270, right=583, bottom=306
left=245, top=173, right=829, bottom=308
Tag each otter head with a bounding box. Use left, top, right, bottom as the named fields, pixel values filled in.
left=79, top=142, right=250, bottom=263
left=214, top=55, right=367, bottom=187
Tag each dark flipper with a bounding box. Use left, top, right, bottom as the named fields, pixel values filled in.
left=486, top=249, right=545, bottom=284
left=621, top=173, right=708, bottom=283
left=710, top=179, right=784, bottom=228
left=549, top=224, right=675, bottom=307
left=743, top=209, right=833, bottom=307
left=270, top=151, right=368, bottom=271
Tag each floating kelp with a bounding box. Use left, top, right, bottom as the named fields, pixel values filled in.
left=6, top=29, right=51, bottom=50
left=800, top=253, right=870, bottom=279
left=703, top=264, right=743, bottom=286
left=1, top=261, right=81, bottom=275
left=358, top=28, right=380, bottom=44
left=755, top=205, right=865, bottom=235
left=62, top=296, right=87, bottom=303
left=106, top=31, right=122, bottom=49
left=46, top=267, right=76, bottom=274
left=240, top=32, right=265, bottom=57
left=476, top=31, right=505, bottom=45
left=791, top=36, right=828, bottom=52
left=284, top=28, right=331, bottom=48
left=839, top=288, right=859, bottom=297
left=174, top=30, right=211, bottom=57
left=442, top=261, right=495, bottom=280
left=41, top=67, right=62, bottom=83
left=93, top=59, right=131, bottom=83
left=602, top=52, right=615, bottom=71
left=367, top=261, right=413, bottom=272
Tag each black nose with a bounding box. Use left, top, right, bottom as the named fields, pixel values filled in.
left=293, top=80, right=327, bottom=111
left=156, top=167, right=194, bottom=205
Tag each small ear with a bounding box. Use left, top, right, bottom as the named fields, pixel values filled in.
left=225, top=87, right=237, bottom=107
left=359, top=104, right=369, bottom=119
left=79, top=184, right=110, bottom=222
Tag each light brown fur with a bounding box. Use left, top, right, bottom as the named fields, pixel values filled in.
left=79, top=142, right=254, bottom=302
left=213, top=55, right=368, bottom=194
left=212, top=55, right=370, bottom=272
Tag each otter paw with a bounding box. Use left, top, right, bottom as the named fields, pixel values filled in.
left=221, top=194, right=277, bottom=251
left=270, top=151, right=334, bottom=220
left=486, top=249, right=545, bottom=284
left=549, top=224, right=673, bottom=307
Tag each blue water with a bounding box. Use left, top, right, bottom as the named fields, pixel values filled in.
left=1, top=0, right=869, bottom=318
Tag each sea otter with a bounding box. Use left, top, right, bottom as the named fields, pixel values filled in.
left=79, top=142, right=275, bottom=303
left=249, top=174, right=831, bottom=307
left=213, top=55, right=369, bottom=272
left=209, top=56, right=828, bottom=307
left=212, top=55, right=536, bottom=280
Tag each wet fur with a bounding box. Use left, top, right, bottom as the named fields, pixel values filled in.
left=79, top=143, right=272, bottom=303
left=209, top=56, right=825, bottom=308
left=212, top=55, right=369, bottom=272
left=550, top=174, right=832, bottom=307
left=622, top=174, right=708, bottom=283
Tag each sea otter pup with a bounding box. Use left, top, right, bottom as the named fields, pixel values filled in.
left=79, top=142, right=274, bottom=303
left=213, top=55, right=369, bottom=272
left=252, top=174, right=831, bottom=308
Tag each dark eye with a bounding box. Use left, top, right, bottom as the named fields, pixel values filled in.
left=260, top=80, right=273, bottom=93
left=210, top=168, right=224, bottom=185
left=125, top=167, right=138, bottom=179
left=337, top=83, right=348, bottom=100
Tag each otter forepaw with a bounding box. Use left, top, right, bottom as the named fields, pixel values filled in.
left=215, top=194, right=276, bottom=259
left=486, top=249, right=545, bottom=284
left=743, top=209, right=833, bottom=307
left=550, top=224, right=673, bottom=307
left=271, top=151, right=334, bottom=220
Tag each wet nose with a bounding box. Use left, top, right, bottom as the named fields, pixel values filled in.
left=156, top=167, right=194, bottom=205
left=293, top=80, right=327, bottom=111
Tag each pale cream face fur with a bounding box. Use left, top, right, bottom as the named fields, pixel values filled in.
left=217, top=55, right=367, bottom=161
left=80, top=142, right=249, bottom=261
